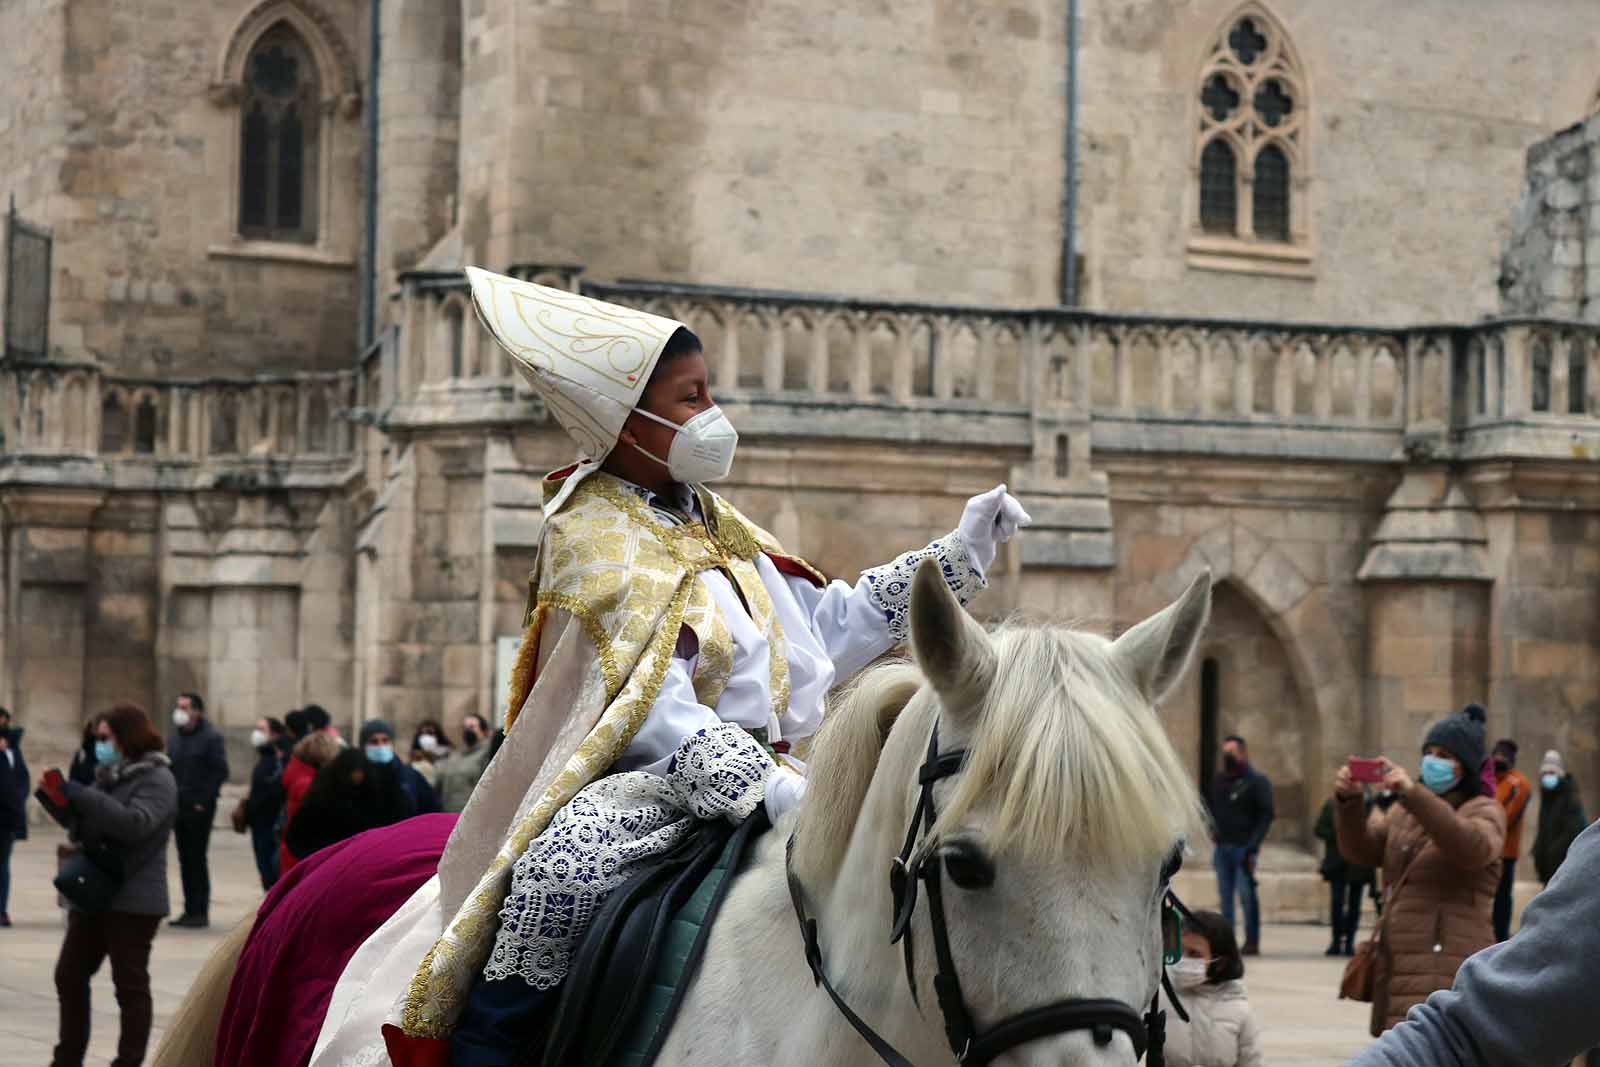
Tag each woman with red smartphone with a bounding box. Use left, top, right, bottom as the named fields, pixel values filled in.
left=1331, top=704, right=1505, bottom=1037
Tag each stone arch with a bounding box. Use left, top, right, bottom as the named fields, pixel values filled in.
left=1157, top=521, right=1360, bottom=842
left=214, top=0, right=360, bottom=108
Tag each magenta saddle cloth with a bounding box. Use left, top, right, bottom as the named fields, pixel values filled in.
left=215, top=813, right=456, bottom=1067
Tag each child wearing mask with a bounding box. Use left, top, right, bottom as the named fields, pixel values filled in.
left=1162, top=908, right=1265, bottom=1067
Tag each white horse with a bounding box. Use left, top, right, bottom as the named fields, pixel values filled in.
left=157, top=560, right=1210, bottom=1067
left=657, top=559, right=1211, bottom=1066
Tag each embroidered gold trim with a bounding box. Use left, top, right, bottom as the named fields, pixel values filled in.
left=536, top=591, right=622, bottom=700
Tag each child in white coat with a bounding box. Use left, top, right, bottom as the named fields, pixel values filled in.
left=1162, top=909, right=1266, bottom=1067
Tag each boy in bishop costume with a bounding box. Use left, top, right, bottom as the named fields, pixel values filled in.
left=308, top=269, right=1029, bottom=1067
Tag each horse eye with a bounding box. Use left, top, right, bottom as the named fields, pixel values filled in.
left=941, top=843, right=995, bottom=890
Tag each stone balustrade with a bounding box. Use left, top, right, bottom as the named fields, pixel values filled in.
left=3, top=271, right=1597, bottom=471
left=0, top=360, right=358, bottom=464
left=389, top=268, right=1600, bottom=464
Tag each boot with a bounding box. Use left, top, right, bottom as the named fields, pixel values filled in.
left=1324, top=934, right=1342, bottom=957
left=1342, top=936, right=1357, bottom=957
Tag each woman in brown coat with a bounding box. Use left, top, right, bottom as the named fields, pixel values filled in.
left=1333, top=704, right=1506, bottom=1036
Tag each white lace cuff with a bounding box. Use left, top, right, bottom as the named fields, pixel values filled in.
left=666, top=722, right=776, bottom=823
left=861, top=531, right=987, bottom=642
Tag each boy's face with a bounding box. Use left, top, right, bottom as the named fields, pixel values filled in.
left=621, top=350, right=713, bottom=462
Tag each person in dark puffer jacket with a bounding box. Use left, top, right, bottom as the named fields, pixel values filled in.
left=1532, top=748, right=1587, bottom=884
left=47, top=704, right=178, bottom=1067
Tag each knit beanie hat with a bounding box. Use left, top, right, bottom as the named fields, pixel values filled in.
left=1423, top=704, right=1487, bottom=787
left=1540, top=749, right=1566, bottom=776
left=359, top=718, right=394, bottom=745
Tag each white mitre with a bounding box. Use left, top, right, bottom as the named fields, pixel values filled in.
left=465, top=266, right=688, bottom=460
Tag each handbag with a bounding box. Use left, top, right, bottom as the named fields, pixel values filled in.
left=1339, top=848, right=1416, bottom=1003
left=231, top=796, right=249, bottom=834
left=53, top=840, right=125, bottom=913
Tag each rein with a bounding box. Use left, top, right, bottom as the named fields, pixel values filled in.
left=786, top=720, right=1178, bottom=1065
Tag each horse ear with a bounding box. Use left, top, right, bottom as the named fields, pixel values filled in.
left=1112, top=569, right=1212, bottom=704
left=910, top=557, right=996, bottom=713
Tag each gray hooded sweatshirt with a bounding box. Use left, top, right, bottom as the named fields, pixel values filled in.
left=1350, top=819, right=1599, bottom=1066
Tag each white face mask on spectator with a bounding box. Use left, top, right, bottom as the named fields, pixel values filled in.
left=250, top=729, right=269, bottom=749
left=1170, top=957, right=1211, bottom=989
left=173, top=708, right=191, bottom=729
left=419, top=734, right=440, bottom=753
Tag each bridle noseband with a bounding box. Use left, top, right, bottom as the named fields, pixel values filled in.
left=787, top=720, right=1186, bottom=1066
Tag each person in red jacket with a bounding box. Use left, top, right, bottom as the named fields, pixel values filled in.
left=277, top=706, right=341, bottom=875
left=1489, top=735, right=1530, bottom=941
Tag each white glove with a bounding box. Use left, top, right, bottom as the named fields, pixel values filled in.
left=956, top=484, right=1033, bottom=578
left=763, top=766, right=808, bottom=823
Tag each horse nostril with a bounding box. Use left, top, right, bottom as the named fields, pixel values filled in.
left=1092, top=1024, right=1114, bottom=1046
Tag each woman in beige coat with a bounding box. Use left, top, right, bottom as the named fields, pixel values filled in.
left=1333, top=705, right=1505, bottom=1035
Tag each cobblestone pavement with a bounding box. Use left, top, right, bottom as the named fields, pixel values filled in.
left=2, top=824, right=1392, bottom=1065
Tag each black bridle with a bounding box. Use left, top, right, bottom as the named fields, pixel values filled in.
left=787, top=721, right=1189, bottom=1066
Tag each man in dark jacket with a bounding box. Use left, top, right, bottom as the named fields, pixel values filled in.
left=1316, top=793, right=1375, bottom=956
left=1533, top=748, right=1588, bottom=884
left=244, top=717, right=289, bottom=890
left=167, top=692, right=228, bottom=927
left=0, top=707, right=27, bottom=926
left=1209, top=734, right=1274, bottom=955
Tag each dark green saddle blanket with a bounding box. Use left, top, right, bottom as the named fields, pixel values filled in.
left=538, top=808, right=771, bottom=1067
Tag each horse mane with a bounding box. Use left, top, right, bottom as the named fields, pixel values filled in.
left=791, top=660, right=922, bottom=883
left=795, top=621, right=1206, bottom=880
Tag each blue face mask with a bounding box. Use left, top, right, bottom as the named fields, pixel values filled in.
left=364, top=744, right=395, bottom=765
left=94, top=739, right=118, bottom=764
left=1420, top=754, right=1460, bottom=795
left=1542, top=773, right=1561, bottom=791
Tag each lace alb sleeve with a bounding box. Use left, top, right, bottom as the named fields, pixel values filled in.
left=861, top=531, right=987, bottom=642
left=665, top=722, right=776, bottom=823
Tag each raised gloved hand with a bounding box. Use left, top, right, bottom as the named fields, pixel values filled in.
left=956, top=484, right=1032, bottom=578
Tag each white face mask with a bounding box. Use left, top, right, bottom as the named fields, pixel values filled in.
left=1170, top=958, right=1211, bottom=989
left=173, top=708, right=192, bottom=729
left=418, top=734, right=440, bottom=753
left=250, top=729, right=270, bottom=749
left=629, top=405, right=738, bottom=484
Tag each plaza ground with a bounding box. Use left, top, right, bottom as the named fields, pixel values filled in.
left=0, top=821, right=1403, bottom=1066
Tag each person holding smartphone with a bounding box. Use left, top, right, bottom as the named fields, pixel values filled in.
left=1332, top=705, right=1505, bottom=1037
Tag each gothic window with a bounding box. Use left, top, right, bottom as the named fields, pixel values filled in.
left=1190, top=6, right=1310, bottom=273
left=238, top=23, right=320, bottom=242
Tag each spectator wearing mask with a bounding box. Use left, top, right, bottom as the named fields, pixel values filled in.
left=1208, top=734, right=1274, bottom=955
left=1533, top=749, right=1587, bottom=884
left=435, top=713, right=493, bottom=814
left=243, top=717, right=289, bottom=890
left=284, top=747, right=412, bottom=861
left=1161, top=908, right=1265, bottom=1067
left=46, top=704, right=178, bottom=1067
left=68, top=717, right=102, bottom=786
left=0, top=706, right=27, bottom=927
left=1333, top=704, right=1505, bottom=1036
left=359, top=719, right=438, bottom=816
left=277, top=709, right=342, bottom=876
left=1316, top=793, right=1376, bottom=956
left=1347, top=822, right=1600, bottom=1067
left=408, top=720, right=452, bottom=786
left=1488, top=734, right=1529, bottom=942
left=166, top=692, right=227, bottom=929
